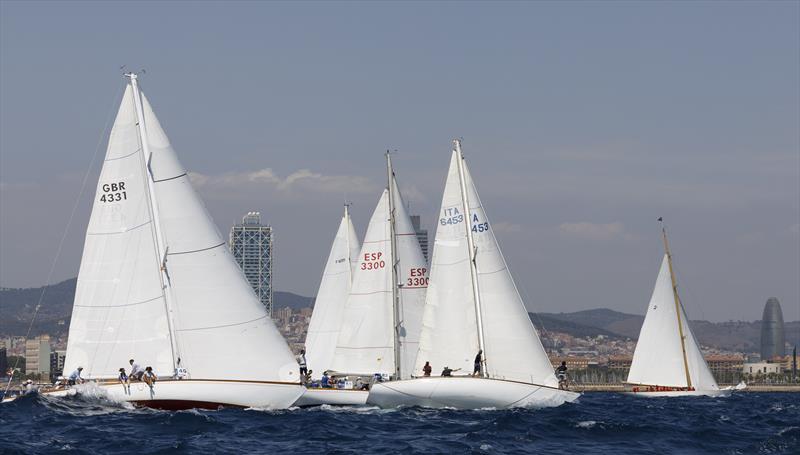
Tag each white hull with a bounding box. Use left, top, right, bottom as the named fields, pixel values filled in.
left=623, top=388, right=732, bottom=398
left=367, top=376, right=580, bottom=409
left=293, top=388, right=369, bottom=406
left=8, top=379, right=303, bottom=410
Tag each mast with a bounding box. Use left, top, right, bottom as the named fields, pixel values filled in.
left=386, top=151, right=403, bottom=380
left=344, top=202, right=353, bottom=282
left=455, top=139, right=487, bottom=377
left=660, top=218, right=692, bottom=389
left=126, top=73, right=181, bottom=371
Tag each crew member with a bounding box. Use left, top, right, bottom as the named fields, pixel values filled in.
left=68, top=367, right=84, bottom=386
left=298, top=349, right=308, bottom=383
left=423, top=361, right=432, bottom=377
left=129, top=359, right=144, bottom=381
left=473, top=350, right=483, bottom=377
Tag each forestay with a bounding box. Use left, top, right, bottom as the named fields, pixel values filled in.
left=627, top=255, right=718, bottom=390
left=305, top=207, right=361, bottom=379
left=414, top=149, right=558, bottom=387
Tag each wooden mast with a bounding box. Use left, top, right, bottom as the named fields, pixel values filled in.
left=660, top=218, right=692, bottom=389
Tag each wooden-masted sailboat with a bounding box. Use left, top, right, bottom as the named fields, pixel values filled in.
left=296, top=153, right=429, bottom=406
left=37, top=74, right=303, bottom=409
left=368, top=140, right=579, bottom=409
left=625, top=220, right=732, bottom=397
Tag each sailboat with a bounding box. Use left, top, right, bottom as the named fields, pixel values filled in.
left=298, top=153, right=429, bottom=405
left=368, top=140, right=580, bottom=409
left=295, top=204, right=364, bottom=406
left=625, top=220, right=732, bottom=397
left=34, top=74, right=303, bottom=409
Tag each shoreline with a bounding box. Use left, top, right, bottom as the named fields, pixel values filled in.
left=573, top=384, right=800, bottom=393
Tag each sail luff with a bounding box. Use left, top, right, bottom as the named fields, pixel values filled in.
left=127, top=73, right=179, bottom=370
left=661, top=225, right=692, bottom=389
left=455, top=140, right=486, bottom=377
left=386, top=152, right=403, bottom=379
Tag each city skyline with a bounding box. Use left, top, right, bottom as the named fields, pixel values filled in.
left=1, top=2, right=798, bottom=322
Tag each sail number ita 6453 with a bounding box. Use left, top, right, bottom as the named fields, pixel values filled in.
left=99, top=181, right=127, bottom=203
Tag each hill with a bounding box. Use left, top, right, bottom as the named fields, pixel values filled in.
left=0, top=278, right=314, bottom=337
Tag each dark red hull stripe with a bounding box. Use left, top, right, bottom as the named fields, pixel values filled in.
left=131, top=400, right=244, bottom=411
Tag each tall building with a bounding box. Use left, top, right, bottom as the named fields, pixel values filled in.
left=760, top=297, right=785, bottom=361
left=50, top=350, right=66, bottom=381
left=230, top=211, right=274, bottom=316
left=410, top=215, right=429, bottom=263
left=0, top=348, right=7, bottom=377
left=25, top=335, right=51, bottom=375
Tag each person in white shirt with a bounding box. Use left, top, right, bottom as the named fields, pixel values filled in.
left=129, top=359, right=144, bottom=381
left=68, top=367, right=84, bottom=385
left=298, top=349, right=308, bottom=383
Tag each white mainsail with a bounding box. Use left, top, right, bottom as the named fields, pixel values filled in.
left=329, top=163, right=427, bottom=379
left=627, top=254, right=718, bottom=390
left=304, top=206, right=361, bottom=379
left=64, top=77, right=298, bottom=384
left=414, top=146, right=557, bottom=387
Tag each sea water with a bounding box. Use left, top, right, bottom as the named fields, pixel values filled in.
left=0, top=392, right=797, bottom=454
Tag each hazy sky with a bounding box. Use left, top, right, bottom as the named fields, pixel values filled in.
left=1, top=1, right=798, bottom=322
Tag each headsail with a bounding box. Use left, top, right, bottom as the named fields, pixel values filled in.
left=414, top=146, right=557, bottom=386
left=304, top=206, right=361, bottom=379
left=64, top=85, right=173, bottom=378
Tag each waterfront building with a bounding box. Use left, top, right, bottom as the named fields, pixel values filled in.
left=760, top=297, right=785, bottom=360
left=24, top=335, right=51, bottom=375
left=410, top=215, right=429, bottom=263
left=230, top=212, right=274, bottom=316
left=743, top=361, right=782, bottom=376
left=608, top=355, right=632, bottom=372
left=705, top=355, right=745, bottom=375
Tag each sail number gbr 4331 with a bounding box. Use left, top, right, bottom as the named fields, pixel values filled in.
left=99, top=181, right=127, bottom=203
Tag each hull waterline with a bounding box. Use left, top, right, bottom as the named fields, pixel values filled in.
left=367, top=376, right=579, bottom=409
left=623, top=388, right=732, bottom=398
left=4, top=379, right=303, bottom=410
left=293, top=388, right=369, bottom=407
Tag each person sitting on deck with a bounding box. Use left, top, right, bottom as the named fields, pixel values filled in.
left=142, top=366, right=157, bottom=387
left=68, top=367, right=84, bottom=385
left=129, top=359, right=145, bottom=381
left=473, top=350, right=483, bottom=377
left=441, top=366, right=454, bottom=377
left=321, top=372, right=331, bottom=388
left=423, top=361, right=432, bottom=377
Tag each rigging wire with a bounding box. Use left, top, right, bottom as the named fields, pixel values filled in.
left=3, top=79, right=125, bottom=396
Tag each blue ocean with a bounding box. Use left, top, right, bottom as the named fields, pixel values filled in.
left=1, top=392, right=797, bottom=454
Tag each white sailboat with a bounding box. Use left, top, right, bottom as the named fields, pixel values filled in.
left=295, top=204, right=364, bottom=406
left=39, top=74, right=303, bottom=409
left=299, top=153, right=428, bottom=405
left=625, top=221, right=731, bottom=397
left=368, top=140, right=580, bottom=409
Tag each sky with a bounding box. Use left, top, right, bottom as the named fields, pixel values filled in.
left=0, top=1, right=798, bottom=322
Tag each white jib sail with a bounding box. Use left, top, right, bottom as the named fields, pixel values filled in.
left=390, top=176, right=428, bottom=379
left=628, top=254, right=718, bottom=389
left=304, top=207, right=361, bottom=379
left=65, top=82, right=299, bottom=383
left=64, top=85, right=173, bottom=379
left=414, top=149, right=558, bottom=387
left=330, top=176, right=427, bottom=378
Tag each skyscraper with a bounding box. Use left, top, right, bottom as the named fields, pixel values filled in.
left=410, top=215, right=429, bottom=263
left=230, top=212, right=274, bottom=316
left=24, top=335, right=50, bottom=375
left=760, top=297, right=785, bottom=361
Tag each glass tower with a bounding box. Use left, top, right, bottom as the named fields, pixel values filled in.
left=230, top=212, right=274, bottom=316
